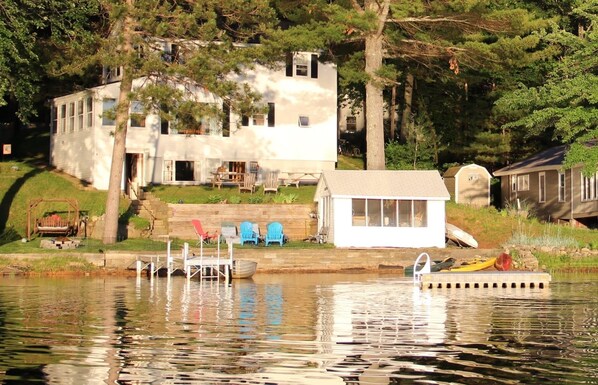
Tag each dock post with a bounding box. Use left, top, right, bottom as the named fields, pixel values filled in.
left=136, top=260, right=142, bottom=276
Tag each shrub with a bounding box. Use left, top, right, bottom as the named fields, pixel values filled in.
left=228, top=195, right=242, bottom=204
left=206, top=194, right=224, bottom=204
left=272, top=193, right=298, bottom=203
left=248, top=195, right=264, bottom=204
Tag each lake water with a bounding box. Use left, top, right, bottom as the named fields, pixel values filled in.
left=0, top=272, right=596, bottom=384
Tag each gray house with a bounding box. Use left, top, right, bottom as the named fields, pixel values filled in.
left=443, top=163, right=491, bottom=207
left=493, top=144, right=598, bottom=226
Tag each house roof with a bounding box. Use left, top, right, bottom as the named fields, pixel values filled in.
left=443, top=163, right=490, bottom=178
left=316, top=170, right=450, bottom=200
left=493, top=145, right=567, bottom=176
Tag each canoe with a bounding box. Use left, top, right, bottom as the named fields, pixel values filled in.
left=445, top=223, right=478, bottom=248
left=494, top=252, right=512, bottom=271
left=449, top=257, right=497, bottom=272
left=232, top=260, right=257, bottom=279
left=404, top=257, right=456, bottom=276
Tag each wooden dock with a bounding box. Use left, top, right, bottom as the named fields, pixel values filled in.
left=419, top=271, right=551, bottom=290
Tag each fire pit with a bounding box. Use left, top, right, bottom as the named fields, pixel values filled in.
left=40, top=237, right=81, bottom=250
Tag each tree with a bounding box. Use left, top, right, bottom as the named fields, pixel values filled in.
left=495, top=1, right=598, bottom=174
left=56, top=0, right=278, bottom=243
left=0, top=0, right=97, bottom=122
left=275, top=1, right=549, bottom=170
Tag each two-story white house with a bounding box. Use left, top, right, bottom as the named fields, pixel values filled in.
left=49, top=46, right=338, bottom=191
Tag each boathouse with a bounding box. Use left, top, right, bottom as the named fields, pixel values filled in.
left=314, top=170, right=450, bottom=248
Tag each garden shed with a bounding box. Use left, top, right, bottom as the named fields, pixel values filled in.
left=443, top=163, right=491, bottom=207
left=314, top=170, right=450, bottom=248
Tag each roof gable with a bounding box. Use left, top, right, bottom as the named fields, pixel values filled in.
left=443, top=163, right=490, bottom=178
left=316, top=170, right=450, bottom=200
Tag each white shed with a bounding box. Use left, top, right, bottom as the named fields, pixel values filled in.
left=314, top=170, right=450, bottom=248
left=443, top=163, right=491, bottom=207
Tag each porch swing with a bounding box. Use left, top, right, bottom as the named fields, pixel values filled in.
left=27, top=198, right=80, bottom=240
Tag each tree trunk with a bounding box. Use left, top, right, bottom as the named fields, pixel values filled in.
left=364, top=0, right=389, bottom=170
left=400, top=72, right=414, bottom=143
left=389, top=84, right=397, bottom=141
left=102, top=3, right=135, bottom=244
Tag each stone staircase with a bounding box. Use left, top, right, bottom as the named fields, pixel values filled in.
left=130, top=190, right=170, bottom=240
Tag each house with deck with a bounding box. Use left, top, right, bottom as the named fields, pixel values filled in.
left=493, top=144, right=598, bottom=226
left=314, top=170, right=451, bottom=248
left=49, top=47, right=337, bottom=192
left=443, top=163, right=491, bottom=207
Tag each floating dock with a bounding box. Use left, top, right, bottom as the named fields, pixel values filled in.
left=418, top=271, right=551, bottom=290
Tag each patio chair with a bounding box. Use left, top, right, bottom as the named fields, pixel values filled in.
left=263, top=172, right=280, bottom=194
left=265, top=221, right=285, bottom=246
left=239, top=173, right=256, bottom=193
left=239, top=221, right=259, bottom=245
left=191, top=219, right=218, bottom=245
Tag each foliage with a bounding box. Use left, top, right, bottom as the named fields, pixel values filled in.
left=128, top=215, right=150, bottom=230
left=0, top=255, right=96, bottom=273
left=532, top=251, right=598, bottom=272
left=248, top=195, right=265, bottom=204
left=206, top=194, right=225, bottom=204
left=385, top=141, right=436, bottom=170
left=272, top=193, right=298, bottom=204
left=495, top=1, right=598, bottom=174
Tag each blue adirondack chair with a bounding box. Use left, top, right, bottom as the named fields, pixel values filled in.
left=265, top=221, right=285, bottom=246
left=239, top=221, right=258, bottom=245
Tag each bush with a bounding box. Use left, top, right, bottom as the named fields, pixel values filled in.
left=248, top=195, right=264, bottom=204
left=206, top=194, right=224, bottom=203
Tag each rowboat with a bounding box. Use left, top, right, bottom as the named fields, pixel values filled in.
left=232, top=260, right=257, bottom=279
left=449, top=257, right=497, bottom=272
left=404, top=257, right=456, bottom=276
left=446, top=223, right=478, bottom=248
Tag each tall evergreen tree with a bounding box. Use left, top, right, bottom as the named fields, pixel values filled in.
left=496, top=0, right=598, bottom=174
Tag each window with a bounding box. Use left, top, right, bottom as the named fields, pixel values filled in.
left=298, top=116, right=310, bottom=127
left=252, top=114, right=265, bottom=126
left=130, top=101, right=146, bottom=128
left=241, top=103, right=275, bottom=128
left=346, top=116, right=357, bottom=132
left=77, top=100, right=84, bottom=130
left=558, top=172, right=566, bottom=202
left=68, top=102, right=75, bottom=132
left=581, top=173, right=598, bottom=201
left=51, top=106, right=58, bottom=134
left=351, top=198, right=427, bottom=228
left=267, top=103, right=275, bottom=127
left=285, top=53, right=319, bottom=79
left=511, top=175, right=516, bottom=192
left=60, top=104, right=66, bottom=133
left=86, top=97, right=93, bottom=128
left=517, top=174, right=529, bottom=191
left=102, top=98, right=117, bottom=126
left=538, top=172, right=546, bottom=203
left=175, top=161, right=195, bottom=181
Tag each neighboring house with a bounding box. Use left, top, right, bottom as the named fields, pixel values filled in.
left=443, top=163, right=491, bottom=207
left=493, top=144, right=598, bottom=226
left=49, top=48, right=337, bottom=191
left=314, top=170, right=450, bottom=248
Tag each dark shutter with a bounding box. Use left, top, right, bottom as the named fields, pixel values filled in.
left=311, top=54, right=318, bottom=78
left=268, top=103, right=275, bottom=127
left=242, top=115, right=249, bottom=126
left=222, top=102, right=230, bottom=137
left=285, top=52, right=293, bottom=77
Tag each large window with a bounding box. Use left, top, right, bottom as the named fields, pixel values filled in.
left=60, top=104, right=66, bottom=133
left=285, top=53, right=319, bottom=79
left=558, top=172, right=566, bottom=202
left=346, top=116, right=357, bottom=132
left=352, top=198, right=427, bottom=228
left=102, top=98, right=117, bottom=126
left=68, top=102, right=75, bottom=132
left=581, top=173, right=598, bottom=201
left=517, top=174, right=529, bottom=191
left=51, top=106, right=58, bottom=134
left=77, top=100, right=84, bottom=131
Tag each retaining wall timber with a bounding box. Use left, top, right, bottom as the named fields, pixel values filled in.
left=168, top=203, right=317, bottom=241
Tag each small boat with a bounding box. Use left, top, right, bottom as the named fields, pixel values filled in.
left=232, top=260, right=257, bottom=279
left=446, top=223, right=478, bottom=248
left=449, top=257, right=497, bottom=272
left=494, top=252, right=512, bottom=271
left=404, top=257, right=455, bottom=276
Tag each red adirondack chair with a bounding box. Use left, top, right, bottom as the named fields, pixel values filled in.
left=191, top=219, right=218, bottom=245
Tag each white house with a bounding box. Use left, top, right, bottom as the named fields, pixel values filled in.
left=314, top=170, right=450, bottom=248
left=49, top=49, right=338, bottom=191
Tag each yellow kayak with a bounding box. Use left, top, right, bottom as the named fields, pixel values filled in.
left=448, top=257, right=497, bottom=272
